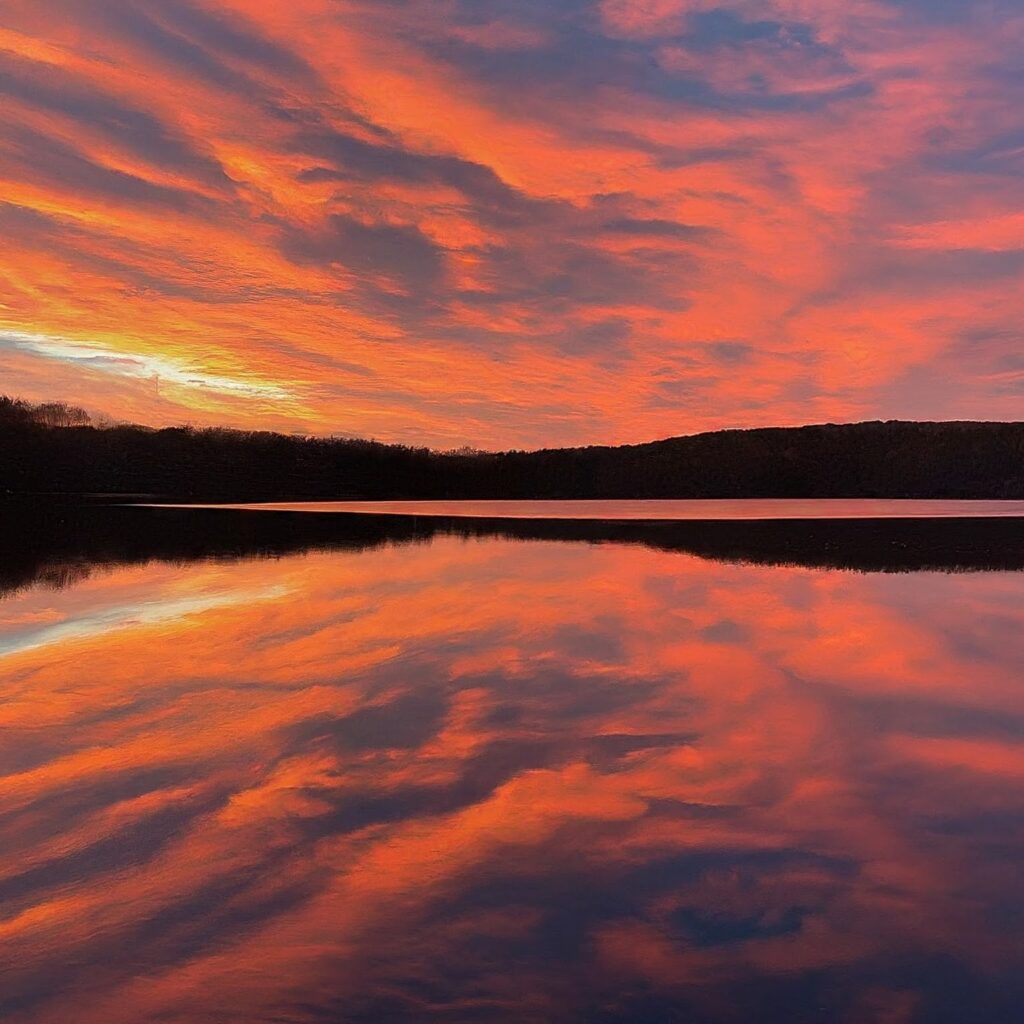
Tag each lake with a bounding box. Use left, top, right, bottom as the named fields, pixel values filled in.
left=1, top=501, right=1023, bottom=1023
left=143, top=497, right=1024, bottom=519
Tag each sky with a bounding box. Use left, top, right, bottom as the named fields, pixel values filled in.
left=0, top=0, right=1022, bottom=449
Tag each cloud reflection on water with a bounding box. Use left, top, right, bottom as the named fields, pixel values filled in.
left=0, top=534, right=1022, bottom=1022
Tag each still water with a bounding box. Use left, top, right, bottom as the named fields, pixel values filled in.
left=1, top=505, right=1023, bottom=1022
left=145, top=498, right=1024, bottom=519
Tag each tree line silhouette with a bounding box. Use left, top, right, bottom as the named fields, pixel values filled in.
left=2, top=395, right=1024, bottom=499
left=5, top=502, right=1024, bottom=600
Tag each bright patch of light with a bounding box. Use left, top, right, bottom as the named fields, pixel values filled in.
left=0, top=584, right=291, bottom=658
left=1, top=330, right=292, bottom=401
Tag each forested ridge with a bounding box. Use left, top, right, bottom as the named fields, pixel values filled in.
left=2, top=395, right=1024, bottom=499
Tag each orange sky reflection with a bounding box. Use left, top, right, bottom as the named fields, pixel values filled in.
left=0, top=535, right=1022, bottom=1021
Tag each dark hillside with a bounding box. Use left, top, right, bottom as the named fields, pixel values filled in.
left=2, top=396, right=1023, bottom=499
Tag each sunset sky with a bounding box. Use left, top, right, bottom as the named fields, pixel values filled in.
left=1, top=0, right=1022, bottom=448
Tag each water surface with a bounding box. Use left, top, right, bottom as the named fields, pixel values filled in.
left=143, top=498, right=1024, bottom=519
left=1, top=507, right=1023, bottom=1023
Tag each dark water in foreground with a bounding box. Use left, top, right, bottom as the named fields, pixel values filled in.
left=1, top=504, right=1023, bottom=1023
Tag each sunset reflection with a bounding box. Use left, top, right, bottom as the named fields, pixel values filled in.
left=1, top=534, right=1022, bottom=1022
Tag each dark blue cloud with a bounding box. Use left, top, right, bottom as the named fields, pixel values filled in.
left=292, top=127, right=532, bottom=216
left=279, top=213, right=445, bottom=292
left=411, top=1, right=866, bottom=115
left=0, top=124, right=213, bottom=212
left=0, top=52, right=231, bottom=190
left=706, top=341, right=754, bottom=365
left=884, top=0, right=1024, bottom=22
left=603, top=217, right=710, bottom=239
left=140, top=0, right=317, bottom=82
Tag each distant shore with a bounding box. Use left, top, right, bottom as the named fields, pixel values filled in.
left=3, top=395, right=1024, bottom=501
